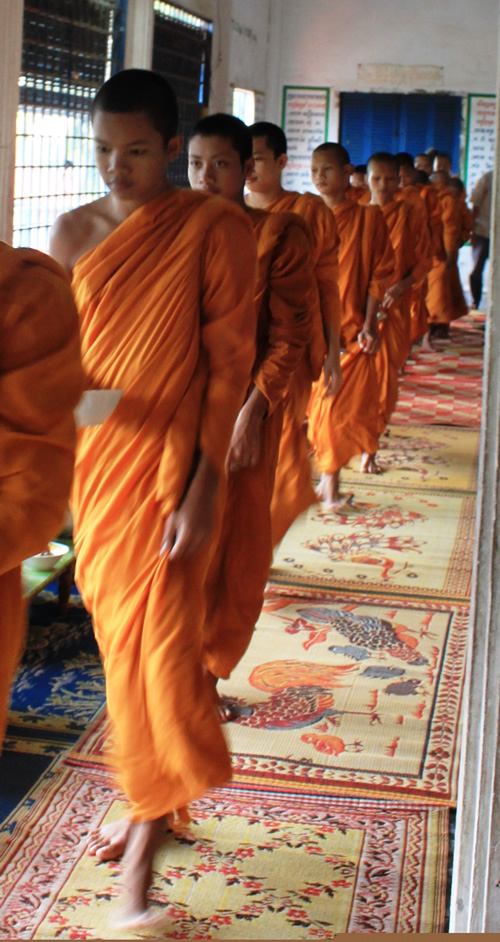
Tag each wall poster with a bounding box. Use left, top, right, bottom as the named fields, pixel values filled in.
left=464, top=94, right=496, bottom=194
left=281, top=86, right=330, bottom=192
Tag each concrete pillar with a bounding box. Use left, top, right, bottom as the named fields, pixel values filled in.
left=208, top=0, right=232, bottom=113
left=449, top=8, right=500, bottom=932
left=0, top=0, right=23, bottom=244
left=124, top=0, right=154, bottom=69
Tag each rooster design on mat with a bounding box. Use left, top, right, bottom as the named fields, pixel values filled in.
left=233, top=660, right=357, bottom=729
left=289, top=607, right=429, bottom=666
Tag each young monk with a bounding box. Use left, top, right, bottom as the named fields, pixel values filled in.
left=396, top=152, right=442, bottom=347
left=447, top=177, right=473, bottom=316
left=351, top=164, right=368, bottom=187
left=347, top=164, right=370, bottom=202
left=188, top=113, right=312, bottom=716
left=245, top=121, right=342, bottom=544
left=49, top=70, right=258, bottom=929
left=427, top=169, right=466, bottom=337
left=308, top=143, right=394, bottom=503
left=433, top=152, right=453, bottom=178
left=415, top=152, right=434, bottom=176
left=0, top=244, right=82, bottom=745
left=367, top=153, right=430, bottom=437
left=448, top=177, right=474, bottom=243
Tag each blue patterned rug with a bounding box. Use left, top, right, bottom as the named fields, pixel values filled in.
left=1, top=590, right=105, bottom=824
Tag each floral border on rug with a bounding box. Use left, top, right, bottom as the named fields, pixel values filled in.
left=0, top=768, right=448, bottom=938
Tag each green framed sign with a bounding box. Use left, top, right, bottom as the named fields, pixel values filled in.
left=464, top=93, right=496, bottom=194
left=281, top=85, right=330, bottom=192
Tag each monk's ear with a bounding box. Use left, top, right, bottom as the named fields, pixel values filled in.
left=166, top=135, right=183, bottom=163
left=277, top=153, right=288, bottom=172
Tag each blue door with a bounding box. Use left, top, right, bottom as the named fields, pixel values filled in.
left=340, top=93, right=462, bottom=173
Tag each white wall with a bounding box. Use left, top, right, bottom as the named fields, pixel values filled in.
left=268, top=0, right=499, bottom=136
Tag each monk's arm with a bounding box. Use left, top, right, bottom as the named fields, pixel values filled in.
left=0, top=252, right=83, bottom=575
left=161, top=211, right=257, bottom=559
left=383, top=210, right=430, bottom=307
left=362, top=212, right=395, bottom=350
left=358, top=294, right=380, bottom=353
left=228, top=221, right=312, bottom=472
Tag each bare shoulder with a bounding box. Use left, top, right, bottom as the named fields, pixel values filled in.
left=49, top=196, right=112, bottom=275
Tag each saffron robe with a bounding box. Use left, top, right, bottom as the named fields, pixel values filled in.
left=0, top=244, right=82, bottom=742
left=427, top=185, right=466, bottom=325
left=308, top=201, right=394, bottom=472
left=203, top=210, right=313, bottom=679
left=396, top=184, right=438, bottom=342
left=259, top=191, right=342, bottom=545
left=376, top=200, right=430, bottom=432
left=71, top=189, right=257, bottom=820
left=346, top=183, right=371, bottom=203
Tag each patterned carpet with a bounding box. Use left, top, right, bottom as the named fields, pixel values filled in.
left=0, top=313, right=483, bottom=937
left=0, top=770, right=448, bottom=938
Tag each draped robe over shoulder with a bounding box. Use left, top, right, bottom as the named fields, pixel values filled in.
left=260, top=191, right=342, bottom=545
left=71, top=189, right=257, bottom=820
left=0, top=244, right=82, bottom=741
left=376, top=199, right=430, bottom=432
left=308, top=201, right=394, bottom=472
left=203, top=209, right=312, bottom=679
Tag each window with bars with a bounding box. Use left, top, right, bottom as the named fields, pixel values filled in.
left=14, top=0, right=125, bottom=250
left=152, top=2, right=212, bottom=187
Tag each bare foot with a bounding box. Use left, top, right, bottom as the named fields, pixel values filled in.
left=114, top=817, right=166, bottom=931
left=87, top=818, right=132, bottom=861
left=360, top=453, right=381, bottom=474
left=206, top=669, right=236, bottom=723
left=88, top=816, right=174, bottom=861
left=421, top=332, right=436, bottom=352
left=316, top=473, right=354, bottom=511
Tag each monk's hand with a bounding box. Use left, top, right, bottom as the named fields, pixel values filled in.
left=358, top=325, right=379, bottom=355
left=161, top=456, right=218, bottom=561
left=322, top=340, right=342, bottom=397
left=382, top=282, right=405, bottom=309
left=323, top=359, right=342, bottom=397
left=226, top=388, right=268, bottom=474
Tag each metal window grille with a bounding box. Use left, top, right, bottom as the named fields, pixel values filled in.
left=14, top=0, right=125, bottom=251
left=152, top=2, right=212, bottom=187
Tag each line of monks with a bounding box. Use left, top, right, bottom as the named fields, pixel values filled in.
left=0, top=68, right=474, bottom=929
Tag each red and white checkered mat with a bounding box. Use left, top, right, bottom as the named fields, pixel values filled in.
left=392, top=314, right=484, bottom=429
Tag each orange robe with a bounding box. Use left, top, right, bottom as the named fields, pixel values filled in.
left=260, top=191, right=342, bottom=545
left=71, top=189, right=257, bottom=820
left=203, top=210, right=313, bottom=679
left=0, top=244, right=82, bottom=742
left=376, top=200, right=430, bottom=431
left=396, top=184, right=439, bottom=342
left=308, top=201, right=394, bottom=472
left=346, top=183, right=370, bottom=203
left=427, top=185, right=467, bottom=324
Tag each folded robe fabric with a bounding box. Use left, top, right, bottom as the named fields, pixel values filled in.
left=262, top=191, right=342, bottom=545
left=427, top=186, right=465, bottom=325
left=396, top=184, right=439, bottom=343
left=0, top=243, right=82, bottom=742
left=376, top=198, right=431, bottom=432
left=203, top=209, right=312, bottom=679
left=308, top=201, right=394, bottom=472
left=71, top=189, right=258, bottom=821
